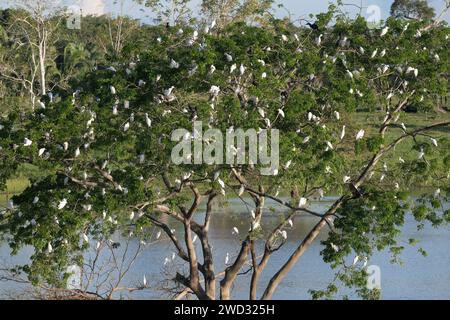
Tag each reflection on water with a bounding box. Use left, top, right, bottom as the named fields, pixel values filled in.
left=1, top=197, right=449, bottom=299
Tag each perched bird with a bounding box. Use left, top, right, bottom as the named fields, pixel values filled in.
left=380, top=26, right=389, bottom=37
left=315, top=34, right=323, bottom=46
left=75, top=147, right=80, bottom=158
left=110, top=86, right=116, bottom=95
left=343, top=176, right=351, bottom=183
left=224, top=53, right=233, bottom=62
left=145, top=113, right=152, bottom=128
left=278, top=109, right=285, bottom=118
left=298, top=197, right=307, bottom=207
left=124, top=122, right=130, bottom=132
left=232, top=227, right=239, bottom=235
left=238, top=185, right=245, bottom=197
left=47, top=243, right=53, bottom=254
left=23, top=138, right=33, bottom=147
left=57, top=198, right=68, bottom=210
left=430, top=138, right=438, bottom=147
left=356, top=129, right=365, bottom=140
left=340, top=125, right=346, bottom=140
left=143, top=275, right=147, bottom=287
left=225, top=252, right=230, bottom=265
left=306, top=22, right=319, bottom=30
left=280, top=230, right=288, bottom=240
left=33, top=196, right=39, bottom=204
left=38, top=148, right=46, bottom=157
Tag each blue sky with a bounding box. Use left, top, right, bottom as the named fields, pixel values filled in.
left=1, top=0, right=449, bottom=24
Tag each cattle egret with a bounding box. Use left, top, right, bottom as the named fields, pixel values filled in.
left=334, top=111, right=340, bottom=120
left=399, top=157, right=405, bottom=163
left=209, top=65, right=216, bottom=75
left=356, top=129, right=365, bottom=140
left=303, top=136, right=310, bottom=144
left=58, top=198, right=68, bottom=210
left=418, top=148, right=425, bottom=159
left=387, top=92, right=394, bottom=100
left=288, top=219, right=293, bottom=228
left=281, top=230, right=288, bottom=240
left=239, top=64, right=246, bottom=75
left=346, top=70, right=353, bottom=80
left=371, top=49, right=378, bottom=59
left=38, top=100, right=46, bottom=109
left=169, top=59, right=179, bottom=69
left=380, top=49, right=386, bottom=57
left=315, top=34, right=323, bottom=46
left=143, top=275, right=147, bottom=287
left=238, top=185, right=245, bottom=197
left=281, top=34, right=288, bottom=42
left=278, top=109, right=285, bottom=118
left=230, top=64, right=237, bottom=74
left=23, top=138, right=32, bottom=147
left=340, top=125, right=346, bottom=140
left=63, top=142, right=69, bottom=151
left=209, top=85, right=220, bottom=99
left=83, top=204, right=92, bottom=211
left=38, top=148, right=46, bottom=157
left=82, top=233, right=89, bottom=243
left=434, top=188, right=441, bottom=198
left=359, top=46, right=365, bottom=54
left=430, top=138, right=438, bottom=147
left=47, top=243, right=53, bottom=254
left=331, top=243, right=339, bottom=252
left=343, top=176, right=351, bottom=183
left=75, top=147, right=80, bottom=158
left=232, top=227, right=239, bottom=235
left=110, top=86, right=116, bottom=95
left=217, top=178, right=225, bottom=189
left=225, top=53, right=233, bottom=62
left=33, top=196, right=39, bottom=204
left=326, top=141, right=334, bottom=150
left=124, top=122, right=130, bottom=132
left=298, top=197, right=307, bottom=207
left=401, top=123, right=407, bottom=132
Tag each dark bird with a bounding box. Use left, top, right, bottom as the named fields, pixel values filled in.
left=306, top=22, right=319, bottom=30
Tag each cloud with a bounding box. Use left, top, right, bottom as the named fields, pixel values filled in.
left=80, top=0, right=105, bottom=16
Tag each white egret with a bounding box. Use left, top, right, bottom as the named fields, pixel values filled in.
left=38, top=100, right=46, bottom=109
left=75, top=147, right=80, bottom=158
left=331, top=243, right=339, bottom=252
left=156, top=230, right=162, bottom=239
left=232, top=227, right=239, bottom=235
left=399, top=157, right=405, bottom=163
left=326, top=141, right=334, bottom=150
left=238, top=185, right=245, bottom=197
left=340, top=125, right=346, bottom=140
left=315, top=34, right=323, bottom=46
left=401, top=123, right=407, bottom=132
left=302, top=136, right=310, bottom=144
left=143, top=275, right=147, bottom=287
left=334, top=110, right=340, bottom=120
left=288, top=219, right=293, bottom=228
left=239, top=64, right=246, bottom=75
left=298, top=197, right=307, bottom=207
left=277, top=109, right=285, bottom=118
left=371, top=49, right=378, bottom=59
left=23, top=138, right=32, bottom=147
left=33, top=196, right=39, bottom=204
left=225, top=53, right=233, bottom=62
left=281, top=34, right=288, bottom=42
left=169, top=59, right=179, bottom=69
left=280, top=230, right=288, bottom=240
left=209, top=65, right=216, bottom=75
left=343, top=176, right=351, bottom=183
left=430, top=138, right=438, bottom=147
left=352, top=255, right=359, bottom=266
left=38, top=148, right=46, bottom=157
left=380, top=49, right=386, bottom=57
left=380, top=174, right=385, bottom=182
left=58, top=198, right=68, bottom=210
left=129, top=211, right=135, bottom=220
left=356, top=129, right=365, bottom=140
left=82, top=233, right=89, bottom=243
left=225, top=252, right=230, bottom=265
left=418, top=147, right=425, bottom=159
left=434, top=188, right=441, bottom=198
left=110, top=86, right=116, bottom=95
left=230, top=63, right=237, bottom=74
left=217, top=178, right=225, bottom=189
left=47, top=243, right=53, bottom=254
left=124, top=122, right=130, bottom=132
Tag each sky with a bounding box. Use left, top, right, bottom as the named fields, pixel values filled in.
left=1, top=0, right=449, bottom=24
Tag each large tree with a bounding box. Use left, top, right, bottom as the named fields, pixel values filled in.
left=390, top=0, right=435, bottom=20
left=0, top=5, right=449, bottom=300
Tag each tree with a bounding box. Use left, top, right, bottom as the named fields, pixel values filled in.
left=390, top=0, right=435, bottom=20
left=0, top=5, right=449, bottom=300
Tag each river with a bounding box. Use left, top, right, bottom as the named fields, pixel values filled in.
left=1, top=197, right=449, bottom=299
